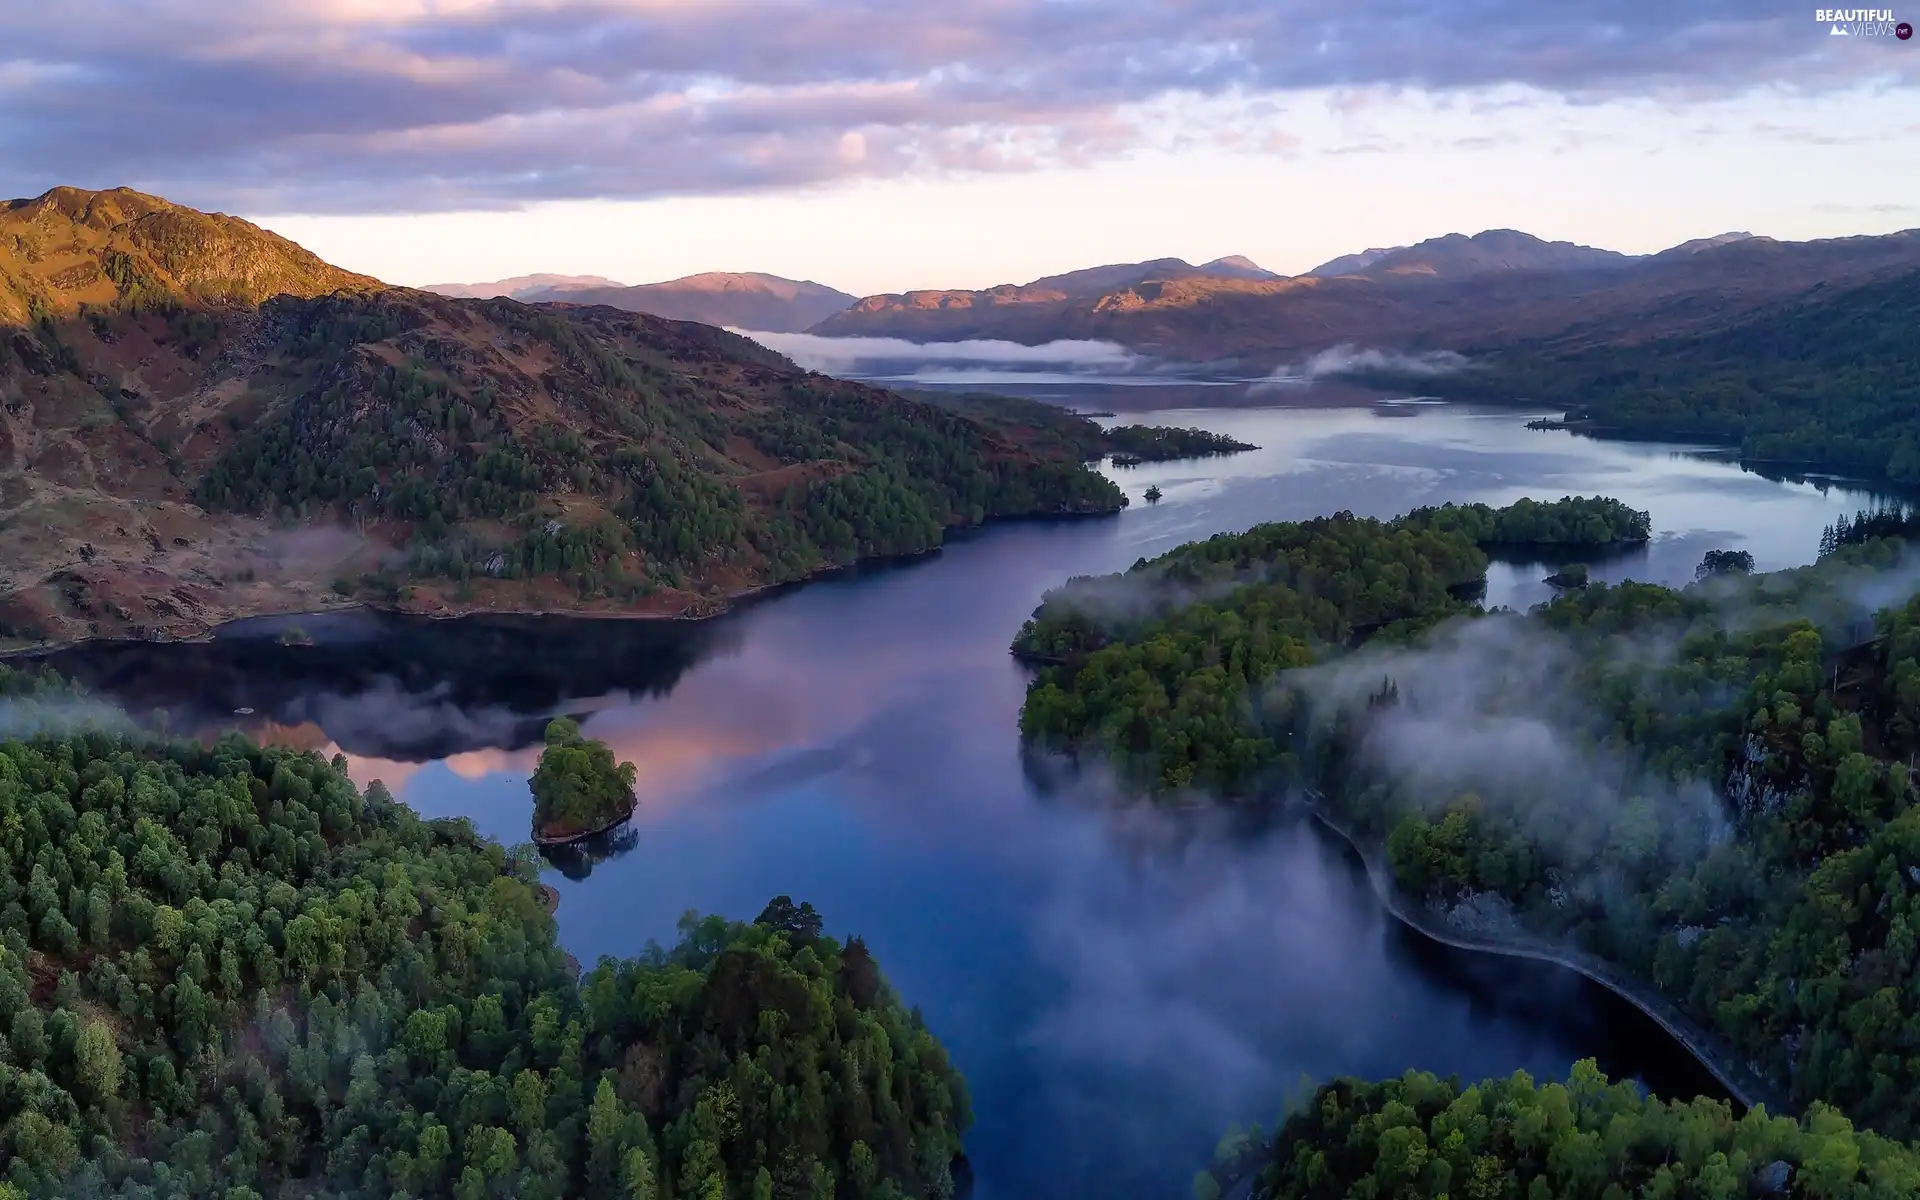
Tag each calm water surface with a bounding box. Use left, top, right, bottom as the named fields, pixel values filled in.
left=39, top=403, right=1896, bottom=1198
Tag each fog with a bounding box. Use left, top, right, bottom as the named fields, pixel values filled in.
left=734, top=330, right=1149, bottom=378
left=1288, top=615, right=1729, bottom=874
left=1255, top=344, right=1469, bottom=389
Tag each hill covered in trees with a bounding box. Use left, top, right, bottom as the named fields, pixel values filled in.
left=0, top=186, right=1125, bottom=649
left=0, top=662, right=969, bottom=1198
left=529, top=717, right=638, bottom=842
left=1399, top=267, right=1920, bottom=482
left=1202, top=1062, right=1920, bottom=1199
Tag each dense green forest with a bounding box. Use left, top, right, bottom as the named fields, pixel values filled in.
left=1012, top=496, right=1646, bottom=792
left=905, top=391, right=1258, bottom=466
left=1014, top=494, right=1920, bottom=1155
left=185, top=294, right=1122, bottom=604
left=0, top=663, right=969, bottom=1199
left=1395, top=268, right=1920, bottom=482
left=528, top=718, right=638, bottom=842
left=1400, top=496, right=1650, bottom=546
left=1103, top=425, right=1256, bottom=466
left=1203, top=1062, right=1920, bottom=1200
left=1336, top=543, right=1920, bottom=1137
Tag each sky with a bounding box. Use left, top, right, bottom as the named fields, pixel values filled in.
left=4, top=1, right=1918, bottom=295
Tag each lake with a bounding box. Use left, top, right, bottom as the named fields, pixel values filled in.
left=34, top=401, right=1896, bottom=1198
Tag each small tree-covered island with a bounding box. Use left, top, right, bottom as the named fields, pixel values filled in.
left=0, top=664, right=969, bottom=1199
left=1017, top=495, right=1920, bottom=1196
left=530, top=718, right=640, bottom=843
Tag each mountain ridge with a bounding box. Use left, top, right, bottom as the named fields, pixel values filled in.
left=423, top=273, right=624, bottom=299
left=528, top=271, right=857, bottom=332
left=0, top=186, right=1124, bottom=648
left=0, top=185, right=380, bottom=323
left=810, top=226, right=1920, bottom=362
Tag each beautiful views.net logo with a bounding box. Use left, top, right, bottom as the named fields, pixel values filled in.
left=1815, top=7, right=1912, bottom=36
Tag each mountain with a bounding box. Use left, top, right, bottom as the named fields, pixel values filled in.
left=0, top=186, right=1123, bottom=648
left=1655, top=231, right=1757, bottom=257
left=813, top=227, right=1920, bottom=363
left=813, top=254, right=1282, bottom=342
left=422, top=273, right=624, bottom=299
left=0, top=185, right=378, bottom=323
left=529, top=271, right=857, bottom=333
left=1405, top=265, right=1920, bottom=481
left=1319, top=229, right=1633, bottom=280
left=1201, top=254, right=1278, bottom=279
left=1306, top=245, right=1407, bottom=277
left=1023, top=254, right=1274, bottom=295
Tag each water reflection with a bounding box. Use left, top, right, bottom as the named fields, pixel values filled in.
left=539, top=824, right=642, bottom=882
left=39, top=607, right=741, bottom=759
left=29, top=403, right=1900, bottom=1199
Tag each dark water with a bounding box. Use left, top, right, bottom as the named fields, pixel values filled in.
left=35, top=404, right=1897, bottom=1199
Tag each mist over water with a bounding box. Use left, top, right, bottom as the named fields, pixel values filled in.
left=34, top=402, right=1902, bottom=1199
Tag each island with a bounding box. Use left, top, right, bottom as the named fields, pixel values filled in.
left=904, top=389, right=1259, bottom=467
left=1103, top=424, right=1258, bottom=466
left=529, top=715, right=639, bottom=843
left=1543, top=561, right=1589, bottom=588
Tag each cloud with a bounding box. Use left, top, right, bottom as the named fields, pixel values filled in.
left=738, top=330, right=1147, bottom=376
left=1, top=2, right=1903, bottom=214
left=1286, top=614, right=1732, bottom=885
left=1255, top=344, right=1469, bottom=387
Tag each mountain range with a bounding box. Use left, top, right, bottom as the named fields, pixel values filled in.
left=426, top=270, right=857, bottom=332
left=420, top=273, right=625, bottom=299
left=0, top=187, right=1124, bottom=647
left=810, top=227, right=1920, bottom=362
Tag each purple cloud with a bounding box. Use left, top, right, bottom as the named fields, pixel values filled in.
left=0, top=1, right=1900, bottom=213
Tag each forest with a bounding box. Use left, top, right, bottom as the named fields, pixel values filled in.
left=1012, top=496, right=1646, bottom=792
left=1202, top=1061, right=1920, bottom=1199
left=1102, top=425, right=1256, bottom=466
left=0, top=662, right=969, bottom=1199
left=528, top=718, right=639, bottom=843
left=904, top=391, right=1258, bottom=466
left=173, top=292, right=1126, bottom=608
left=1013, top=493, right=1920, bottom=1184
left=1397, top=267, right=1920, bottom=482
left=1398, top=496, right=1651, bottom=547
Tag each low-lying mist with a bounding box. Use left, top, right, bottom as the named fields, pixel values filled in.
left=735, top=330, right=1149, bottom=378
left=1289, top=615, right=1728, bottom=873
left=1255, top=344, right=1469, bottom=389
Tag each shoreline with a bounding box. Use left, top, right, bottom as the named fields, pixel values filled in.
left=3, top=507, right=1126, bottom=659
left=1304, top=797, right=1789, bottom=1115
left=532, top=797, right=637, bottom=846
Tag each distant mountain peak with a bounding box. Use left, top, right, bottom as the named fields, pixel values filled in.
left=1309, top=229, right=1630, bottom=281
left=1660, top=231, right=1758, bottom=256
left=526, top=272, right=856, bottom=333
left=1307, top=245, right=1408, bottom=277
left=1200, top=255, right=1278, bottom=279
left=423, top=273, right=625, bottom=300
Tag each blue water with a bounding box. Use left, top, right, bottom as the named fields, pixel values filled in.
left=40, top=402, right=1895, bottom=1198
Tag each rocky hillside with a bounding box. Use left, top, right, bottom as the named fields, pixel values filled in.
left=0, top=187, right=1123, bottom=648
left=0, top=186, right=378, bottom=322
